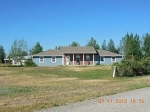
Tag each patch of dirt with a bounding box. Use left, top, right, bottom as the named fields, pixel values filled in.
left=0, top=70, right=15, bottom=75
left=81, top=79, right=109, bottom=83
left=14, top=76, right=78, bottom=86
left=54, top=77, right=78, bottom=81
left=66, top=66, right=111, bottom=71
left=67, top=67, right=84, bottom=71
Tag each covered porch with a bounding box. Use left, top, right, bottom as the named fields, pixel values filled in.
left=63, top=54, right=95, bottom=66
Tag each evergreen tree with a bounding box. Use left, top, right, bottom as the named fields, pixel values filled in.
left=69, top=41, right=80, bottom=46
left=86, top=37, right=100, bottom=50
left=55, top=46, right=58, bottom=50
left=133, top=34, right=142, bottom=60
left=142, top=33, right=150, bottom=58
left=30, top=42, right=43, bottom=55
left=55, top=46, right=62, bottom=50
left=118, top=40, right=124, bottom=54
left=107, top=39, right=117, bottom=53
left=120, top=33, right=142, bottom=61
left=101, top=40, right=107, bottom=50
left=0, top=45, right=5, bottom=63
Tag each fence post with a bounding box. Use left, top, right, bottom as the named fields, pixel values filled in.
left=113, top=66, right=116, bottom=78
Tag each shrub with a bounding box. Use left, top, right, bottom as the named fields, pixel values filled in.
left=96, top=62, right=100, bottom=66
left=112, top=62, right=120, bottom=68
left=24, top=59, right=37, bottom=67
left=114, top=58, right=150, bottom=77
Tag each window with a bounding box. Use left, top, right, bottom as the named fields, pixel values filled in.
left=86, top=55, right=90, bottom=65
left=76, top=58, right=80, bottom=63
left=111, top=57, right=116, bottom=62
left=86, top=55, right=90, bottom=62
left=39, top=57, right=44, bottom=63
left=100, top=57, right=105, bottom=62
left=76, top=55, right=80, bottom=64
left=51, top=57, right=56, bottom=63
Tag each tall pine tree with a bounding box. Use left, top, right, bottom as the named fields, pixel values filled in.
left=86, top=37, right=100, bottom=50
left=107, top=39, right=117, bottom=53
left=120, top=33, right=142, bottom=61
left=30, top=42, right=43, bottom=55
left=142, top=33, right=150, bottom=58
left=0, top=45, right=5, bottom=63
left=101, top=40, right=107, bottom=50
left=69, top=41, right=80, bottom=46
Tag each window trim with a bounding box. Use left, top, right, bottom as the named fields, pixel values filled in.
left=39, top=57, right=44, bottom=63
left=100, top=56, right=105, bottom=63
left=51, top=56, right=56, bottom=63
left=111, top=56, right=116, bottom=62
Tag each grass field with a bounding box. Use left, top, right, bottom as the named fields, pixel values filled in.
left=0, top=66, right=150, bottom=112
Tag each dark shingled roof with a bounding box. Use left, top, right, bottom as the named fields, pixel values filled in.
left=60, top=46, right=96, bottom=54
left=32, top=50, right=62, bottom=56
left=97, top=49, right=123, bottom=56
left=33, top=47, right=122, bottom=56
left=32, top=47, right=96, bottom=56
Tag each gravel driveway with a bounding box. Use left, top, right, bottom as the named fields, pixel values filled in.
left=38, top=87, right=150, bottom=112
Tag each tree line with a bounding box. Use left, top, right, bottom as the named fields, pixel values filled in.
left=0, top=32, right=150, bottom=65
left=0, top=39, right=43, bottom=64
left=55, top=37, right=119, bottom=53
left=119, top=33, right=150, bottom=60
left=114, top=33, right=150, bottom=77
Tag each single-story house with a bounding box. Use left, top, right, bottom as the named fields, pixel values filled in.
left=32, top=46, right=123, bottom=66
left=4, top=56, right=32, bottom=66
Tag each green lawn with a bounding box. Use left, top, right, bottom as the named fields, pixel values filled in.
left=0, top=66, right=150, bottom=112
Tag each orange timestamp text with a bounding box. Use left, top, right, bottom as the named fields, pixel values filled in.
left=98, top=98, right=144, bottom=104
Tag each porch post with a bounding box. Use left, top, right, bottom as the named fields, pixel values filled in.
left=62, top=55, right=64, bottom=65
left=83, top=54, right=84, bottom=65
left=13, top=60, right=14, bottom=65
left=73, top=54, right=74, bottom=65
left=93, top=54, right=94, bottom=65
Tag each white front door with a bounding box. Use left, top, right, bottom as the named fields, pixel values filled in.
left=66, top=56, right=70, bottom=65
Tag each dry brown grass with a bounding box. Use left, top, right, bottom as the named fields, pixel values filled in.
left=0, top=66, right=150, bottom=112
left=66, top=65, right=111, bottom=71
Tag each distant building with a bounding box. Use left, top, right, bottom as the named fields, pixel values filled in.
left=4, top=56, right=32, bottom=66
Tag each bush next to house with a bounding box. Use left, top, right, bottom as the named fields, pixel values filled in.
left=96, top=62, right=100, bottom=66
left=112, top=57, right=150, bottom=77
left=24, top=59, right=37, bottom=67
